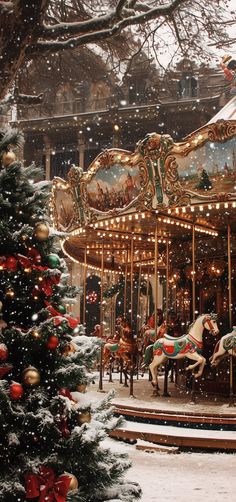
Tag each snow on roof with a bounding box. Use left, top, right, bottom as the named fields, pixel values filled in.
left=207, top=95, right=236, bottom=123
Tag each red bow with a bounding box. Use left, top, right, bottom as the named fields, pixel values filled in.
left=0, top=251, right=42, bottom=272
left=25, top=466, right=71, bottom=502
left=39, top=275, right=61, bottom=296
left=45, top=302, right=80, bottom=329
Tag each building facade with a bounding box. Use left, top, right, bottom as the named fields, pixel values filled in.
left=11, top=54, right=228, bottom=180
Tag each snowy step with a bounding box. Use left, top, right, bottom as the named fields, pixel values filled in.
left=113, top=403, right=236, bottom=431
left=110, top=420, right=236, bottom=450
left=135, top=439, right=179, bottom=454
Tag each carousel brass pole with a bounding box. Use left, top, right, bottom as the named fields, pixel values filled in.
left=166, top=239, right=169, bottom=325
left=154, top=223, right=159, bottom=333
left=192, top=225, right=196, bottom=322
left=190, top=225, right=197, bottom=404
left=228, top=224, right=234, bottom=406
left=83, top=246, right=87, bottom=325
left=130, top=236, right=134, bottom=323
left=137, top=260, right=142, bottom=331
left=153, top=222, right=160, bottom=397
left=163, top=237, right=171, bottom=398
left=146, top=268, right=150, bottom=322
left=130, top=235, right=134, bottom=397
left=98, top=241, right=105, bottom=392
left=112, top=272, right=115, bottom=336
left=124, top=249, right=128, bottom=319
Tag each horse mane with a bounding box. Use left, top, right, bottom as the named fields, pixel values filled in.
left=187, top=314, right=206, bottom=334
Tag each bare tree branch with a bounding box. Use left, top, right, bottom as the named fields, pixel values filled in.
left=33, top=0, right=187, bottom=53
left=0, top=0, right=233, bottom=102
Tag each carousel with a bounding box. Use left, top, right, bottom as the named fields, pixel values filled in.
left=51, top=96, right=236, bottom=449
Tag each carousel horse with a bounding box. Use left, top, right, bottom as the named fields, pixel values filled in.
left=103, top=320, right=139, bottom=373
left=141, top=321, right=167, bottom=367
left=139, top=309, right=165, bottom=367
left=149, top=313, right=219, bottom=389
left=210, top=326, right=236, bottom=366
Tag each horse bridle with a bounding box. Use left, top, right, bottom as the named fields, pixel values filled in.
left=202, top=315, right=218, bottom=335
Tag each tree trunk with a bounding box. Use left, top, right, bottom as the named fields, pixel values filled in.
left=0, top=0, right=49, bottom=100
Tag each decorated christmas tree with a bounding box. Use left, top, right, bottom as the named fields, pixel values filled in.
left=0, top=128, right=141, bottom=502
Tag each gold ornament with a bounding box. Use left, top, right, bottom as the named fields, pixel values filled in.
left=34, top=222, right=49, bottom=241
left=76, top=383, right=87, bottom=393
left=61, top=473, right=78, bottom=492
left=2, top=150, right=17, bottom=167
left=62, top=342, right=76, bottom=357
left=5, top=288, right=15, bottom=298
left=31, top=330, right=41, bottom=339
left=22, top=367, right=40, bottom=386
left=77, top=410, right=91, bottom=425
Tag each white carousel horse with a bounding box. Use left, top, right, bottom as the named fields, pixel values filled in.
left=211, top=326, right=236, bottom=366
left=149, top=313, right=219, bottom=388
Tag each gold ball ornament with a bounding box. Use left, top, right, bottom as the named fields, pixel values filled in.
left=77, top=410, right=91, bottom=425
left=34, top=222, right=50, bottom=241
left=61, top=473, right=78, bottom=492
left=2, top=150, right=17, bottom=167
left=62, top=342, right=77, bottom=357
left=22, top=367, right=40, bottom=386
left=76, top=383, right=87, bottom=393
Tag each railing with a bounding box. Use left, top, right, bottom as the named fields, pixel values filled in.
left=16, top=90, right=206, bottom=121
left=17, top=97, right=115, bottom=120
left=16, top=94, right=163, bottom=121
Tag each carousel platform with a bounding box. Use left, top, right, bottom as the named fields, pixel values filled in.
left=91, top=373, right=236, bottom=451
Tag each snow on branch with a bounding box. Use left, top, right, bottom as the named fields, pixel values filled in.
left=31, top=0, right=186, bottom=53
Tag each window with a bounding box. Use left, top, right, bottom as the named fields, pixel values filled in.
left=178, top=76, right=198, bottom=98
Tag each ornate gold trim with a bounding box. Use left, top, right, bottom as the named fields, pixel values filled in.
left=80, top=148, right=154, bottom=222
left=165, top=119, right=236, bottom=205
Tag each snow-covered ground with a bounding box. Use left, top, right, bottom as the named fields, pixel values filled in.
left=105, top=438, right=236, bottom=502
left=88, top=371, right=236, bottom=415
left=86, top=371, right=236, bottom=501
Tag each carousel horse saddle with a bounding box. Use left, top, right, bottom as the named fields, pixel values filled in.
left=164, top=333, right=186, bottom=341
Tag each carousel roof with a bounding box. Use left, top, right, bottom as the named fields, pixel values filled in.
left=207, top=96, right=236, bottom=123
left=51, top=104, right=236, bottom=269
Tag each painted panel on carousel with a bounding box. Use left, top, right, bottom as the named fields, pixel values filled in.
left=80, top=149, right=154, bottom=220
left=52, top=167, right=85, bottom=231
left=165, top=120, right=236, bottom=205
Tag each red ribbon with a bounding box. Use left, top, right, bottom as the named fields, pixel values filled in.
left=25, top=466, right=71, bottom=502
left=39, top=275, right=61, bottom=296
left=0, top=365, right=12, bottom=379
left=45, top=302, right=80, bottom=329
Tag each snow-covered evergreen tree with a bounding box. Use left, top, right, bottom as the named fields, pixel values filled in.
left=0, top=128, right=141, bottom=502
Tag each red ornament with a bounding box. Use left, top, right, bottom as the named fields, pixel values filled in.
left=9, top=382, right=24, bottom=400
left=5, top=256, right=18, bottom=271
left=46, top=335, right=59, bottom=350
left=0, top=343, right=8, bottom=361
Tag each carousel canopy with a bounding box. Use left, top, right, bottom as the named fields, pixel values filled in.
left=207, top=95, right=236, bottom=123
left=51, top=101, right=236, bottom=269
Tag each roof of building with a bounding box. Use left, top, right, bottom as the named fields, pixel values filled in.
left=207, top=95, right=236, bottom=123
